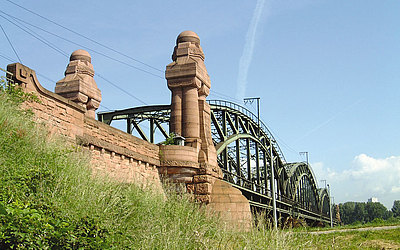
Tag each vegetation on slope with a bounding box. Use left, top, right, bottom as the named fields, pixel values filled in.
left=297, top=227, right=400, bottom=249
left=0, top=81, right=297, bottom=249
left=2, top=80, right=399, bottom=249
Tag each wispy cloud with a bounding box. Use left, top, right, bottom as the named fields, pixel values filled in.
left=312, top=154, right=400, bottom=209
left=293, top=98, right=364, bottom=144
left=236, top=0, right=267, bottom=101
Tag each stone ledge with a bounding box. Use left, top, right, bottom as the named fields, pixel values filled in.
left=160, top=160, right=199, bottom=167
left=84, top=117, right=159, bottom=150
left=77, top=134, right=160, bottom=166
left=7, top=63, right=86, bottom=113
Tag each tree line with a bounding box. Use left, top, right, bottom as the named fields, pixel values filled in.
left=335, top=200, right=400, bottom=225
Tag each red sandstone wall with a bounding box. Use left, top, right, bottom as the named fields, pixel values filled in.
left=8, top=63, right=163, bottom=190
left=8, top=61, right=252, bottom=229
left=81, top=118, right=161, bottom=187
left=7, top=63, right=85, bottom=140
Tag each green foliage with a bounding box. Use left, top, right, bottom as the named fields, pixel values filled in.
left=339, top=201, right=393, bottom=225
left=393, top=200, right=400, bottom=217
left=297, top=227, right=400, bottom=249
left=0, top=74, right=39, bottom=104
left=0, top=89, right=110, bottom=248
left=162, top=132, right=176, bottom=145
left=0, top=202, right=108, bottom=249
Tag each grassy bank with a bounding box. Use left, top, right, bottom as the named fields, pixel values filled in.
left=1, top=85, right=399, bottom=249
left=0, top=85, right=298, bottom=249
left=296, top=227, right=400, bottom=249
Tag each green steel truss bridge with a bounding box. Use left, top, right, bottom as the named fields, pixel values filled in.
left=98, top=100, right=334, bottom=225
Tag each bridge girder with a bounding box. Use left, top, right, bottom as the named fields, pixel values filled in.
left=97, top=100, right=333, bottom=225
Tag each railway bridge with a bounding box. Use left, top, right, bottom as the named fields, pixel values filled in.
left=96, top=30, right=335, bottom=227
left=98, top=99, right=333, bottom=226
left=6, top=30, right=335, bottom=228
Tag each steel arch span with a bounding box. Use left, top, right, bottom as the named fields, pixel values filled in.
left=98, top=100, right=334, bottom=225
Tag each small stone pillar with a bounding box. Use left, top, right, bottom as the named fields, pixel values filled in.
left=55, top=50, right=101, bottom=118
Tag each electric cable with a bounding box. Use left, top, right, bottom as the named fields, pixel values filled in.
left=209, top=89, right=243, bottom=104
left=0, top=10, right=164, bottom=79
left=0, top=24, right=22, bottom=63
left=0, top=52, right=15, bottom=62
left=0, top=14, right=69, bottom=57
left=0, top=52, right=55, bottom=84
left=0, top=13, right=149, bottom=106
left=96, top=73, right=148, bottom=105
left=5, top=0, right=163, bottom=73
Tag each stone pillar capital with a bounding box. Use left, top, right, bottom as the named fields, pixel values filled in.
left=55, top=50, right=101, bottom=119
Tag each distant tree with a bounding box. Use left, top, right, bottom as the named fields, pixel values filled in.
left=353, top=202, right=367, bottom=223
left=392, top=200, right=400, bottom=217
left=338, top=201, right=391, bottom=224
left=365, top=202, right=387, bottom=222
left=384, top=210, right=393, bottom=220
left=339, top=202, right=356, bottom=224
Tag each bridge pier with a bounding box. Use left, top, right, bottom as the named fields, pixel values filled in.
left=164, top=31, right=252, bottom=229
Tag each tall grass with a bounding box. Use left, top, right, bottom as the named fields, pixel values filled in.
left=0, top=87, right=299, bottom=249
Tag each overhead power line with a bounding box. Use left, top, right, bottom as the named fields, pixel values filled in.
left=0, top=24, right=22, bottom=63
left=0, top=11, right=164, bottom=79
left=0, top=16, right=149, bottom=106
left=0, top=52, right=15, bottom=62
left=5, top=0, right=163, bottom=73
left=96, top=73, right=147, bottom=106
left=0, top=13, right=69, bottom=58
left=0, top=52, right=54, bottom=85
left=2, top=2, right=242, bottom=110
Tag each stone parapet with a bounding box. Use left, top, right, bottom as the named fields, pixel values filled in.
left=83, top=117, right=160, bottom=164
left=8, top=37, right=253, bottom=229
left=7, top=63, right=85, bottom=141
left=7, top=58, right=163, bottom=192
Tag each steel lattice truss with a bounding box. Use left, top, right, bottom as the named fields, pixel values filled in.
left=98, top=100, right=333, bottom=224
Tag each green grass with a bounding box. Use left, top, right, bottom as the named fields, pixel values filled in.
left=1, top=86, right=399, bottom=249
left=0, top=86, right=298, bottom=249
left=294, top=228, right=400, bottom=249
left=292, top=217, right=400, bottom=234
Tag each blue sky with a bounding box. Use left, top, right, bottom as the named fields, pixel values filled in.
left=0, top=0, right=399, bottom=209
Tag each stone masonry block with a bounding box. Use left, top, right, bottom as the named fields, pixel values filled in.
left=195, top=183, right=212, bottom=195
left=193, top=174, right=214, bottom=184
left=195, top=194, right=211, bottom=204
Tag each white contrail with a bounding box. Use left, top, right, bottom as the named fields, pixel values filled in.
left=236, top=0, right=267, bottom=101
left=293, top=98, right=365, bottom=144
